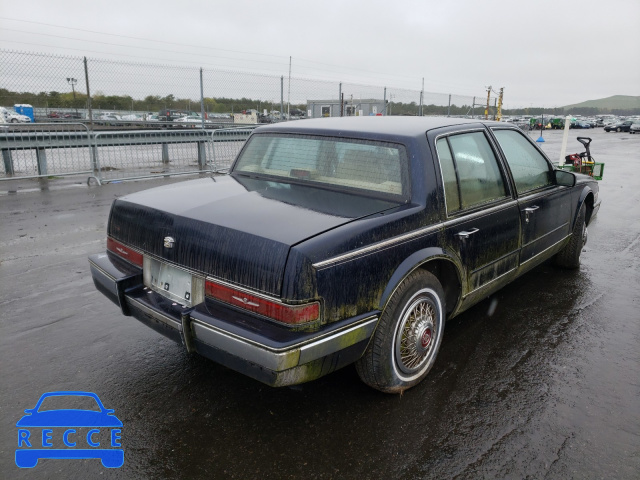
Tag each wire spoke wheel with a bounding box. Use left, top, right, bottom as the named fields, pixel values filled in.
left=356, top=270, right=446, bottom=393
left=395, top=294, right=437, bottom=375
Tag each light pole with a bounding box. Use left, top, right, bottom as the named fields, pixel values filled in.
left=66, top=77, right=78, bottom=117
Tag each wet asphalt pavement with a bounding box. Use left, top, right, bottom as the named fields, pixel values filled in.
left=1, top=128, right=638, bottom=479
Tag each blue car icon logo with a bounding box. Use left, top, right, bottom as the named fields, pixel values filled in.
left=15, top=391, right=123, bottom=468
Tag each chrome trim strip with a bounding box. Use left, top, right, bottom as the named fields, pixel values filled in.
left=442, top=199, right=519, bottom=228
left=299, top=317, right=378, bottom=364
left=127, top=296, right=181, bottom=329
left=521, top=222, right=569, bottom=249
left=463, top=266, right=518, bottom=299
left=520, top=235, right=570, bottom=267
left=312, top=224, right=442, bottom=269
left=191, top=320, right=300, bottom=371
left=516, top=185, right=564, bottom=202
left=191, top=315, right=379, bottom=372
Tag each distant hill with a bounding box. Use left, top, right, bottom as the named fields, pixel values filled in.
left=562, top=95, right=640, bottom=111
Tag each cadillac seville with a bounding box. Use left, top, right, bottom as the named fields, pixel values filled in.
left=89, top=117, right=600, bottom=393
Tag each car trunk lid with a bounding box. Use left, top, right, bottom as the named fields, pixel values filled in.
left=108, top=176, right=400, bottom=296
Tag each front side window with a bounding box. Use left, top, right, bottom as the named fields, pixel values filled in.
left=492, top=129, right=553, bottom=194
left=233, top=134, right=409, bottom=199
left=436, top=131, right=508, bottom=213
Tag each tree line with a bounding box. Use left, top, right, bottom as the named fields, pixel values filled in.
left=1, top=88, right=638, bottom=116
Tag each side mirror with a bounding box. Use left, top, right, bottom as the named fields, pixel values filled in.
left=555, top=169, right=576, bottom=187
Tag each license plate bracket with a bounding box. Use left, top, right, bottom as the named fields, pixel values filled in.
left=143, top=257, right=203, bottom=307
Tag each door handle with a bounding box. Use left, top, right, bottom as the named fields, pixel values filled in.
left=524, top=205, right=540, bottom=224
left=456, top=228, right=479, bottom=239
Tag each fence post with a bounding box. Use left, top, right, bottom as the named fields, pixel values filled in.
left=2, top=150, right=14, bottom=176
left=84, top=57, right=93, bottom=129
left=472, top=96, right=475, bottom=118
left=383, top=87, right=387, bottom=115
left=280, top=76, right=284, bottom=121
left=419, top=78, right=424, bottom=116
left=200, top=68, right=206, bottom=129
left=339, top=83, right=342, bottom=117
left=36, top=148, right=48, bottom=176
left=447, top=94, right=451, bottom=117
left=198, top=141, right=206, bottom=169
left=162, top=144, right=170, bottom=164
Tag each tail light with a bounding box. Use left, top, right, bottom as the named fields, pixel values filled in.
left=205, top=279, right=319, bottom=325
left=107, top=237, right=143, bottom=267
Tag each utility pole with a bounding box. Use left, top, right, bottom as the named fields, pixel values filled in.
left=484, top=86, right=491, bottom=120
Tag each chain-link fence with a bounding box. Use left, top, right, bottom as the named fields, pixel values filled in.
left=1, top=49, right=484, bottom=183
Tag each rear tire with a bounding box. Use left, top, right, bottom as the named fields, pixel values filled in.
left=356, top=270, right=445, bottom=393
left=555, top=202, right=587, bottom=269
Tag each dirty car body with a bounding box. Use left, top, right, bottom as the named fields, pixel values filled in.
left=89, top=117, right=600, bottom=392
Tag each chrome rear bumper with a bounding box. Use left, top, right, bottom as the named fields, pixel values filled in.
left=89, top=253, right=377, bottom=387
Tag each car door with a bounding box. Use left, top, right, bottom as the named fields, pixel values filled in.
left=491, top=128, right=572, bottom=267
left=434, top=129, right=520, bottom=295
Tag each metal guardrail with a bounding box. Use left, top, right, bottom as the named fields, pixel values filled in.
left=0, top=123, right=95, bottom=180
left=0, top=123, right=256, bottom=184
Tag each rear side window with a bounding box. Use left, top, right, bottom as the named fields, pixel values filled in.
left=233, top=134, right=409, bottom=199
left=492, top=129, right=553, bottom=194
left=436, top=131, right=508, bottom=213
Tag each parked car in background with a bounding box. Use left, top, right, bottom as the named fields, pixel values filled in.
left=0, top=107, right=31, bottom=123
left=97, top=113, right=121, bottom=121
left=605, top=120, right=634, bottom=132
left=174, top=114, right=208, bottom=125
left=158, top=109, right=189, bottom=121
left=630, top=122, right=640, bottom=134
left=119, top=114, right=141, bottom=121
left=572, top=121, right=592, bottom=129
left=90, top=117, right=601, bottom=393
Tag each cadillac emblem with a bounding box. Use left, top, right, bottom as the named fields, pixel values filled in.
left=163, top=236, right=175, bottom=249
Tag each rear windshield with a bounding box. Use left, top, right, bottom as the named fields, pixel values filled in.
left=232, top=133, right=410, bottom=200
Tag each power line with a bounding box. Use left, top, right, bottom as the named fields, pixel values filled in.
left=0, top=28, right=289, bottom=68
left=0, top=16, right=288, bottom=60
left=0, top=16, right=482, bottom=94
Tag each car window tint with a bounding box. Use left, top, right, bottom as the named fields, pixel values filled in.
left=435, top=138, right=461, bottom=213
left=447, top=132, right=508, bottom=209
left=493, top=129, right=553, bottom=194
left=234, top=134, right=409, bottom=198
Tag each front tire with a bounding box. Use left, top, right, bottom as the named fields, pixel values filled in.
left=555, top=202, right=587, bottom=269
left=616, top=127, right=622, bottom=132
left=356, top=270, right=445, bottom=393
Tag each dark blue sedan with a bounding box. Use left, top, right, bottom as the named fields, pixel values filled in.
left=90, top=117, right=600, bottom=393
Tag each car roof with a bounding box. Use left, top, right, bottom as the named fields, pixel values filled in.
left=254, top=116, right=503, bottom=142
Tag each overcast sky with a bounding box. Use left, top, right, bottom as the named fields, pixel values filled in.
left=1, top=0, right=638, bottom=108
